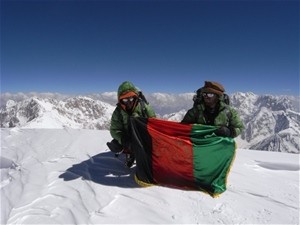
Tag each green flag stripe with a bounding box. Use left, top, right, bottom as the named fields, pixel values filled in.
left=191, top=124, right=236, bottom=195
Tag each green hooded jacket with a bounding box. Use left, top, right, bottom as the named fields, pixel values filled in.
left=181, top=97, right=244, bottom=138
left=110, top=81, right=156, bottom=145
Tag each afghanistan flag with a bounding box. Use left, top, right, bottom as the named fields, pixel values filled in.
left=130, top=117, right=236, bottom=197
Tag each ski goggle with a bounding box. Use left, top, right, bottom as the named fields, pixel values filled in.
left=202, top=93, right=216, bottom=98
left=121, top=97, right=135, bottom=104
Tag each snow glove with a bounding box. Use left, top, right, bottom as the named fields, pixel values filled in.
left=214, top=126, right=231, bottom=137
left=107, top=139, right=123, bottom=153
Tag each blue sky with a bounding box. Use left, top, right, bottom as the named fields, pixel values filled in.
left=1, top=0, right=299, bottom=95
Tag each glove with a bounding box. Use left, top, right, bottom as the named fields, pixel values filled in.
left=214, top=126, right=231, bottom=137
left=107, top=139, right=123, bottom=153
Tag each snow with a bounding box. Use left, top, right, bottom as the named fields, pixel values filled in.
left=23, top=109, right=82, bottom=129
left=1, top=128, right=299, bottom=224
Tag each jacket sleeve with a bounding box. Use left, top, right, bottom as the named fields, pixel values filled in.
left=181, top=108, right=196, bottom=124
left=110, top=107, right=125, bottom=144
left=145, top=104, right=156, bottom=118
left=228, top=107, right=245, bottom=138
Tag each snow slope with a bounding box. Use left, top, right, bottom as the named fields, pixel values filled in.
left=1, top=128, right=299, bottom=224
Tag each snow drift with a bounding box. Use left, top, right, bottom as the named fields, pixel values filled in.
left=1, top=128, right=299, bottom=224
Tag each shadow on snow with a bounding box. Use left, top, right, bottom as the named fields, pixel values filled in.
left=58, top=151, right=140, bottom=188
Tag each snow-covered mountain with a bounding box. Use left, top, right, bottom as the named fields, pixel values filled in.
left=1, top=92, right=299, bottom=153
left=0, top=97, right=114, bottom=129
left=231, top=93, right=300, bottom=153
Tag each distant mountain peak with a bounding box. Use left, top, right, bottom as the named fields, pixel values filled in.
left=0, top=92, right=299, bottom=153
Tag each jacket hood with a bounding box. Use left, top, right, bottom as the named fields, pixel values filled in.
left=117, top=81, right=139, bottom=99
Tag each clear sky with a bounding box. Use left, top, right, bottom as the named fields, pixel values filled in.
left=1, top=0, right=299, bottom=95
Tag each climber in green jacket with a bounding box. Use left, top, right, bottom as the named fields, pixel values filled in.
left=181, top=81, right=244, bottom=138
left=107, top=81, right=156, bottom=167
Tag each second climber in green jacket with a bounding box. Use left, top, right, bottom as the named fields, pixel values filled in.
left=181, top=81, right=244, bottom=138
left=107, top=81, right=156, bottom=167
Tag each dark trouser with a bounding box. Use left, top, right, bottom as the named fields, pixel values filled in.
left=106, top=139, right=135, bottom=168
